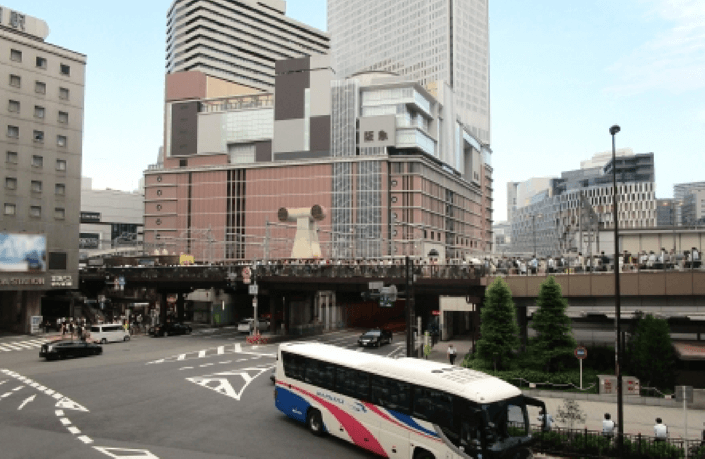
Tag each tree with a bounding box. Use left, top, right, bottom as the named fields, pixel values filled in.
left=529, top=276, right=577, bottom=372
left=555, top=399, right=586, bottom=430
left=476, top=278, right=520, bottom=370
left=624, top=313, right=676, bottom=389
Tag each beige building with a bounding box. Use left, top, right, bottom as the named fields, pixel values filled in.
left=0, top=6, right=86, bottom=332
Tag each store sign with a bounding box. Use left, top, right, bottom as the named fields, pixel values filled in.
left=0, top=7, right=49, bottom=40
left=79, top=233, right=100, bottom=249
left=0, top=277, right=45, bottom=286
left=51, top=275, right=72, bottom=287
left=0, top=233, right=46, bottom=272
left=80, top=212, right=101, bottom=223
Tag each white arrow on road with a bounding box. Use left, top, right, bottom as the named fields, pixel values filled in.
left=17, top=394, right=36, bottom=410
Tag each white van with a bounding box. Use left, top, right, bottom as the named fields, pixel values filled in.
left=90, top=324, right=130, bottom=344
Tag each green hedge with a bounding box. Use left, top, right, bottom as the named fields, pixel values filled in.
left=534, top=430, right=688, bottom=459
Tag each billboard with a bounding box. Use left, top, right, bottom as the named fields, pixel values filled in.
left=0, top=233, right=47, bottom=272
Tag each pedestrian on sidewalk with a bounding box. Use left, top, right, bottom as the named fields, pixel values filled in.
left=447, top=344, right=457, bottom=365
left=537, top=409, right=554, bottom=432
left=654, top=418, right=668, bottom=442
left=602, top=413, right=615, bottom=441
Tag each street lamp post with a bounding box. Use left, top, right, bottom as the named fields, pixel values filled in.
left=610, top=124, right=624, bottom=454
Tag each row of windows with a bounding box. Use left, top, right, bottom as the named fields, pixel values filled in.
left=8, top=100, right=69, bottom=123
left=5, top=151, right=67, bottom=170
left=10, top=49, right=71, bottom=76
left=5, top=177, right=65, bottom=195
left=8, top=74, right=71, bottom=99
left=6, top=126, right=68, bottom=147
left=282, top=352, right=458, bottom=428
left=3, top=203, right=65, bottom=219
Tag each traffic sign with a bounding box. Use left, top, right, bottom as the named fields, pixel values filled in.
left=249, top=283, right=258, bottom=295
left=574, top=346, right=587, bottom=360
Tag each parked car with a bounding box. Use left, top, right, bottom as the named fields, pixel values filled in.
left=40, top=341, right=102, bottom=360
left=357, top=329, right=393, bottom=347
left=237, top=318, right=270, bottom=333
left=150, top=322, right=192, bottom=337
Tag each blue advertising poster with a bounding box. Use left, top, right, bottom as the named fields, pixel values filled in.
left=0, top=233, right=47, bottom=272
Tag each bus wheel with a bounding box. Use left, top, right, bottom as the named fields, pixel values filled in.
left=413, top=448, right=435, bottom=459
left=307, top=409, right=324, bottom=437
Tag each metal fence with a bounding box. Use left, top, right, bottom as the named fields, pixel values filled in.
left=531, top=425, right=705, bottom=458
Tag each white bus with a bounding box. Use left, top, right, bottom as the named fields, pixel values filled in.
left=274, top=343, right=547, bottom=459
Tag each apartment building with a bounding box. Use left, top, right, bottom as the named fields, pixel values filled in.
left=0, top=6, right=86, bottom=332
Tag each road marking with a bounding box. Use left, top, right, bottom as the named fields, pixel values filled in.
left=53, top=393, right=64, bottom=400
left=78, top=436, right=93, bottom=444
left=0, top=343, right=23, bottom=351
left=0, top=380, right=6, bottom=386
left=217, top=346, right=225, bottom=355
left=186, top=366, right=272, bottom=401
left=200, top=363, right=214, bottom=367
left=56, top=397, right=89, bottom=412
left=198, top=350, right=206, bottom=358
left=219, top=361, right=231, bottom=364
left=236, top=358, right=248, bottom=362
left=1, top=391, right=13, bottom=399
left=234, top=343, right=242, bottom=353
left=45, top=389, right=55, bottom=395
left=56, top=410, right=64, bottom=416
left=177, top=354, right=186, bottom=361
left=60, top=418, right=72, bottom=425
left=179, top=367, right=194, bottom=371
left=93, top=446, right=159, bottom=458
left=68, top=426, right=81, bottom=435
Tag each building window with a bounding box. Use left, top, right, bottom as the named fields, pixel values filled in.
left=48, top=252, right=67, bottom=270
left=391, top=196, right=398, bottom=203
left=391, top=180, right=398, bottom=187
left=157, top=176, right=162, bottom=182
left=56, top=159, right=67, bottom=171
left=54, top=208, right=65, bottom=220
left=4, top=203, right=16, bottom=215
left=35, top=81, right=47, bottom=94
left=5, top=177, right=17, bottom=190
left=9, top=74, right=21, bottom=87
left=36, top=56, right=47, bottom=68
left=34, top=106, right=45, bottom=119
left=29, top=206, right=41, bottom=218
left=10, top=49, right=22, bottom=62
left=59, top=87, right=69, bottom=100
left=57, top=135, right=67, bottom=147
left=8, top=100, right=19, bottom=113
left=32, top=155, right=43, bottom=168
left=60, top=64, right=71, bottom=76
left=31, top=181, right=42, bottom=193
left=157, top=189, right=163, bottom=196
left=55, top=183, right=65, bottom=195
left=33, top=130, right=44, bottom=143
left=156, top=204, right=162, bottom=211
left=156, top=219, right=162, bottom=226
left=58, top=111, right=68, bottom=124
left=6, top=151, right=17, bottom=164
left=179, top=159, right=187, bottom=167
left=7, top=125, right=19, bottom=138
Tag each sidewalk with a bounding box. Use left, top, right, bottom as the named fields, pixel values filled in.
left=423, top=335, right=705, bottom=440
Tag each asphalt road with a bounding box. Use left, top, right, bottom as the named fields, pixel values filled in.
left=0, top=328, right=404, bottom=459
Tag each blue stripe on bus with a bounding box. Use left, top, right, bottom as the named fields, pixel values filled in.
left=276, top=386, right=311, bottom=424
left=386, top=410, right=439, bottom=438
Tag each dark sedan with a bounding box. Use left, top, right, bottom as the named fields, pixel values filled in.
left=40, top=341, right=103, bottom=360
left=357, top=329, right=393, bottom=348
left=150, top=322, right=192, bottom=337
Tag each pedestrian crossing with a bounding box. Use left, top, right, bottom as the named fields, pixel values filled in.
left=0, top=339, right=48, bottom=353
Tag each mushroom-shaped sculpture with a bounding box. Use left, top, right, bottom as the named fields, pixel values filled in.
left=278, top=205, right=327, bottom=259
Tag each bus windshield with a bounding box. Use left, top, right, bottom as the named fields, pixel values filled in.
left=482, top=396, right=530, bottom=452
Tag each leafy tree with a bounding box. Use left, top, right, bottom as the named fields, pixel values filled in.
left=624, top=313, right=676, bottom=389
left=555, top=399, right=586, bottom=430
left=476, top=278, right=520, bottom=370
left=529, top=276, right=577, bottom=372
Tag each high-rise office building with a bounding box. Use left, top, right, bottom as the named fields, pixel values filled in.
left=328, top=0, right=490, bottom=143
left=0, top=6, right=86, bottom=332
left=166, top=0, right=330, bottom=92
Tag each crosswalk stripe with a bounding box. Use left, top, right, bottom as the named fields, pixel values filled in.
left=0, top=343, right=23, bottom=351
left=25, top=340, right=47, bottom=345
left=234, top=343, right=242, bottom=353
left=11, top=343, right=36, bottom=349
left=177, top=354, right=186, bottom=361
left=0, top=346, right=13, bottom=352
left=198, top=350, right=206, bottom=358
left=217, top=346, right=224, bottom=355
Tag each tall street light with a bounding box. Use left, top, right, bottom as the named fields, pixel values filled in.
left=609, top=124, right=624, bottom=453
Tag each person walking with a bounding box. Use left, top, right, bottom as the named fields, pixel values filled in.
left=537, top=409, right=554, bottom=432
left=447, top=344, right=457, bottom=365
left=654, top=418, right=668, bottom=442
left=602, top=413, right=616, bottom=441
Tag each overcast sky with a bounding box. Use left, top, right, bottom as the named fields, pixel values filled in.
left=10, top=0, right=704, bottom=222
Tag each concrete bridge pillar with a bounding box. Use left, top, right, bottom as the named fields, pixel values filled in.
left=159, top=291, right=168, bottom=325
left=176, top=293, right=185, bottom=323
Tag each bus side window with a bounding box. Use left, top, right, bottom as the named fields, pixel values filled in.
left=460, top=410, right=484, bottom=450
left=335, top=368, right=370, bottom=401
left=371, top=376, right=411, bottom=414
left=413, top=387, right=453, bottom=428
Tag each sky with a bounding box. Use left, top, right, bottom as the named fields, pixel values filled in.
left=9, top=0, right=704, bottom=222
